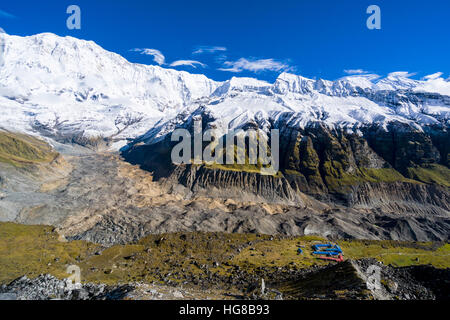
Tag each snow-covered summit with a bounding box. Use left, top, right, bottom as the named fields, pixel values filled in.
left=0, top=32, right=449, bottom=149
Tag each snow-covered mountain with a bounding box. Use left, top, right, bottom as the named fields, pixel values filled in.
left=0, top=32, right=449, bottom=149
left=0, top=32, right=220, bottom=148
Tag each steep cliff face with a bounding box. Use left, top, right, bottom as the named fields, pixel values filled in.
left=164, top=164, right=305, bottom=204
left=347, top=182, right=449, bottom=214
left=363, top=123, right=443, bottom=173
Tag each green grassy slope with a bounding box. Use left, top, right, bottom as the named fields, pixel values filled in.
left=0, top=131, right=58, bottom=167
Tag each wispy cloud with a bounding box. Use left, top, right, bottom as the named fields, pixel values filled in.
left=214, top=54, right=228, bottom=63
left=423, top=72, right=443, bottom=81
left=130, top=48, right=165, bottom=65
left=169, top=60, right=206, bottom=68
left=193, top=46, right=227, bottom=55
left=218, top=58, right=292, bottom=73
left=388, top=71, right=416, bottom=78
left=344, top=69, right=369, bottom=75
left=0, top=9, right=15, bottom=19
left=131, top=48, right=207, bottom=69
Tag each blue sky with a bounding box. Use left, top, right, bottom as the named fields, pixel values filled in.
left=0, top=0, right=449, bottom=82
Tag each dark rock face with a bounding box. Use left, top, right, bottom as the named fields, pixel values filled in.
left=363, top=122, right=442, bottom=173
left=426, top=125, right=450, bottom=167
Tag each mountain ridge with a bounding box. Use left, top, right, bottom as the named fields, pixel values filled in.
left=0, top=32, right=449, bottom=151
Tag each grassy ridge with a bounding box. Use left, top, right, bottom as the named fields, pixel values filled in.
left=0, top=131, right=58, bottom=167
left=407, top=164, right=450, bottom=187
left=0, top=222, right=448, bottom=286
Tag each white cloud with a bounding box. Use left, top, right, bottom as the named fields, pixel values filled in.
left=218, top=58, right=292, bottom=73
left=169, top=60, right=206, bottom=68
left=417, top=77, right=450, bottom=96
left=344, top=69, right=369, bottom=75
left=341, top=73, right=381, bottom=81
left=130, top=48, right=207, bottom=69
left=130, top=48, right=165, bottom=65
left=423, top=72, right=443, bottom=81
left=193, top=46, right=227, bottom=54
left=388, top=71, right=416, bottom=78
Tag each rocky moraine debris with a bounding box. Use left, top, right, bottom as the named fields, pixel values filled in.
left=0, top=274, right=133, bottom=300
